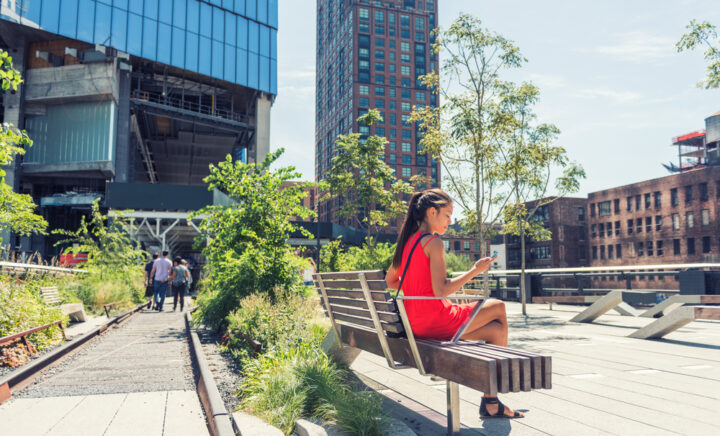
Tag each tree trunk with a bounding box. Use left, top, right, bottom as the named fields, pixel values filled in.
left=520, top=224, right=527, bottom=316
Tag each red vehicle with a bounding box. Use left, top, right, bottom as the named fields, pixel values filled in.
left=59, top=253, right=88, bottom=267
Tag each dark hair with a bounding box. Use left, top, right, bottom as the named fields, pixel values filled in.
left=152, top=252, right=159, bottom=259
left=391, top=188, right=452, bottom=269
left=174, top=256, right=182, bottom=264
left=162, top=250, right=169, bottom=257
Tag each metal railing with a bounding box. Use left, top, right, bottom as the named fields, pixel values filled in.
left=0, top=320, right=67, bottom=355
left=0, top=261, right=85, bottom=275
left=131, top=89, right=249, bottom=124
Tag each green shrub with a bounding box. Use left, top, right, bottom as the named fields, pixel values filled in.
left=320, top=237, right=395, bottom=272
left=444, top=251, right=474, bottom=274
left=0, top=276, right=66, bottom=351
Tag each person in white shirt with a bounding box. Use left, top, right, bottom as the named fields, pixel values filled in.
left=149, top=250, right=173, bottom=311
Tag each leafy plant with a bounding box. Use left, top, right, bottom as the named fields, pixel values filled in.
left=444, top=251, right=474, bottom=274
left=677, top=20, right=720, bottom=89
left=319, top=237, right=395, bottom=272
left=192, top=149, right=315, bottom=328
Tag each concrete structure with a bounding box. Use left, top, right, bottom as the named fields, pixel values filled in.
left=315, top=0, right=440, bottom=235
left=0, top=0, right=277, bottom=256
left=587, top=165, right=720, bottom=289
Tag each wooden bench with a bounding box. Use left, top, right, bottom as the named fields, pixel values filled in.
left=629, top=305, right=720, bottom=339
left=314, top=270, right=551, bottom=434
left=639, top=294, right=720, bottom=318
left=40, top=287, right=87, bottom=322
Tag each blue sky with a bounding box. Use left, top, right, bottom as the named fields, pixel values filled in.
left=270, top=0, right=720, bottom=197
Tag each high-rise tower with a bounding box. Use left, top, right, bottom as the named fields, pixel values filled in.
left=315, top=0, right=440, bottom=233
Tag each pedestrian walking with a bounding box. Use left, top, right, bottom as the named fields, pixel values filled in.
left=144, top=252, right=159, bottom=304
left=181, top=259, right=193, bottom=293
left=150, top=250, right=172, bottom=311
left=170, top=257, right=191, bottom=311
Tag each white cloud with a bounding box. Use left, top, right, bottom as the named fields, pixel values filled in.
left=573, top=88, right=642, bottom=103
left=578, top=31, right=676, bottom=62
left=528, top=73, right=569, bottom=89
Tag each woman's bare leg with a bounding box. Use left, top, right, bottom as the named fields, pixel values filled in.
left=460, top=301, right=523, bottom=418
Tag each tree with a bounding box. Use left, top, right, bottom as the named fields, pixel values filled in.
left=677, top=20, right=720, bottom=89
left=322, top=109, right=412, bottom=240
left=0, top=50, right=47, bottom=247
left=410, top=14, right=526, bottom=286
left=500, top=82, right=585, bottom=315
left=191, top=149, right=315, bottom=327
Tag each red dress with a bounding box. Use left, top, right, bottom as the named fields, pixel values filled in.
left=398, top=232, right=476, bottom=340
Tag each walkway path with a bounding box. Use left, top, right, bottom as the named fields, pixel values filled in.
left=354, top=301, right=720, bottom=436
left=0, top=308, right=209, bottom=436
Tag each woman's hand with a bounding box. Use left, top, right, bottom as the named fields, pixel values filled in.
left=472, top=256, right=495, bottom=274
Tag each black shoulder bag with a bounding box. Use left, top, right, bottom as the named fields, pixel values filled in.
left=387, top=232, right=431, bottom=338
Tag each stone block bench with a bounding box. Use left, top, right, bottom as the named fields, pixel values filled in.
left=41, top=286, right=86, bottom=322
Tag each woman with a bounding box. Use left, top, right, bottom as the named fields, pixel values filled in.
left=169, top=257, right=191, bottom=312
left=385, top=188, right=523, bottom=419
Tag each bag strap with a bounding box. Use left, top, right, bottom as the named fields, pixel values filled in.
left=393, top=232, right=431, bottom=300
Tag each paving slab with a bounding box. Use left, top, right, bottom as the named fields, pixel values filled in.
left=350, top=301, right=720, bottom=435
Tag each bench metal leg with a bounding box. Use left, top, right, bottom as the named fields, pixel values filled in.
left=570, top=290, right=623, bottom=323
left=446, top=381, right=460, bottom=435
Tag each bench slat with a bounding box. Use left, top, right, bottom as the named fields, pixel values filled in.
left=480, top=343, right=546, bottom=389
left=422, top=340, right=511, bottom=393
left=40, top=287, right=61, bottom=305
left=315, top=270, right=386, bottom=280
left=341, top=323, right=501, bottom=395
left=314, top=279, right=387, bottom=291
left=331, top=312, right=404, bottom=334
left=327, top=303, right=401, bottom=324
left=320, top=288, right=391, bottom=302
left=326, top=296, right=397, bottom=312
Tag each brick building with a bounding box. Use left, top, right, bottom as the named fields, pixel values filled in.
left=315, top=0, right=440, bottom=235
left=506, top=197, right=589, bottom=270
left=587, top=166, right=720, bottom=289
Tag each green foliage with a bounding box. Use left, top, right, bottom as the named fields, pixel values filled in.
left=321, top=109, right=412, bottom=237
left=677, top=20, right=720, bottom=89
left=224, top=291, right=329, bottom=361
left=0, top=49, right=47, bottom=246
left=52, top=200, right=145, bottom=309
left=444, top=251, right=474, bottom=274
left=410, top=14, right=528, bottom=253
left=192, top=149, right=315, bottom=328
left=0, top=275, right=67, bottom=352
left=319, top=238, right=395, bottom=272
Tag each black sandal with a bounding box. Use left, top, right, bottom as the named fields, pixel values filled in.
left=479, top=396, right=523, bottom=419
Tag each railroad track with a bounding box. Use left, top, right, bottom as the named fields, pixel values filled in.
left=0, top=304, right=234, bottom=436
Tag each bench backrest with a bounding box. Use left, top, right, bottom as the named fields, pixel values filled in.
left=314, top=270, right=405, bottom=335
left=40, top=286, right=60, bottom=305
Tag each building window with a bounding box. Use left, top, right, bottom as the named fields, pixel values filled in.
left=591, top=224, right=597, bottom=238
left=686, top=211, right=694, bottom=229
left=375, top=62, right=385, bottom=71
left=389, top=141, right=396, bottom=151
left=672, top=213, right=680, bottom=230
left=375, top=127, right=385, bottom=136
left=416, top=91, right=426, bottom=101
left=401, top=89, right=411, bottom=99
left=401, top=155, right=411, bottom=164
left=360, top=23, right=369, bottom=33
left=375, top=86, right=385, bottom=96
left=359, top=97, right=369, bottom=107
left=463, top=240, right=470, bottom=251
left=655, top=215, right=662, bottom=231
left=598, top=201, right=611, bottom=217
left=687, top=237, right=696, bottom=255
left=638, top=242, right=644, bottom=257
left=700, top=182, right=708, bottom=201
left=374, top=49, right=384, bottom=59
left=613, top=199, right=620, bottom=214
left=401, top=65, right=410, bottom=75
left=401, top=167, right=411, bottom=177
left=702, top=209, right=710, bottom=226
left=389, top=154, right=396, bottom=163
left=359, top=85, right=369, bottom=95
left=615, top=221, right=621, bottom=236
left=376, top=100, right=385, bottom=109
left=657, top=240, right=664, bottom=256
left=645, top=216, right=652, bottom=233
left=647, top=241, right=654, bottom=256
left=673, top=239, right=681, bottom=255
left=590, top=203, right=596, bottom=218
left=626, top=196, right=633, bottom=211
left=401, top=102, right=411, bottom=111
left=616, top=244, right=622, bottom=259
left=685, top=185, right=693, bottom=203
left=532, top=246, right=551, bottom=260
left=627, top=219, right=634, bottom=234
left=401, top=41, right=410, bottom=52
left=599, top=223, right=605, bottom=238
left=359, top=8, right=369, bottom=20
left=443, top=240, right=449, bottom=251
left=702, top=236, right=711, bottom=253
left=636, top=218, right=642, bottom=233
left=654, top=191, right=661, bottom=208
left=671, top=188, right=678, bottom=206
left=600, top=245, right=606, bottom=259
left=635, top=195, right=641, bottom=210
left=608, top=244, right=614, bottom=259
left=578, top=207, right=585, bottom=221
left=592, top=246, right=597, bottom=259
left=644, top=193, right=651, bottom=209
left=401, top=142, right=411, bottom=152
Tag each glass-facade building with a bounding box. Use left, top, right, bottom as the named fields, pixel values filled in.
left=0, top=0, right=277, bottom=257
left=2, top=0, right=277, bottom=94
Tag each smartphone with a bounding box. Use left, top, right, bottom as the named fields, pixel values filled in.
left=490, top=251, right=499, bottom=259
